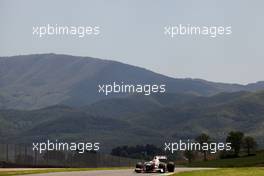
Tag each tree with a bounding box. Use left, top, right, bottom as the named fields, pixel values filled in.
left=111, top=144, right=162, bottom=159
left=226, top=131, right=244, bottom=157
left=184, top=150, right=195, bottom=163
left=43, top=150, right=65, bottom=161
left=195, top=133, right=210, bottom=161
left=243, top=136, right=257, bottom=156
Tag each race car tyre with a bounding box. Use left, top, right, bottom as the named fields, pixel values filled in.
left=167, top=162, right=175, bottom=172
left=136, top=162, right=143, bottom=168
left=135, top=162, right=143, bottom=173
left=159, top=163, right=166, bottom=173
left=135, top=170, right=141, bottom=173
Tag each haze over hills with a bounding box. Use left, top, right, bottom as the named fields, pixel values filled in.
left=0, top=90, right=264, bottom=151
left=0, top=53, right=264, bottom=110
left=0, top=54, right=264, bottom=151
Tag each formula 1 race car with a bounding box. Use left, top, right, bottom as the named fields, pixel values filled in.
left=135, top=156, right=175, bottom=173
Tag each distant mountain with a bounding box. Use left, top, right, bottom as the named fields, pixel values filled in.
left=1, top=90, right=264, bottom=151
left=0, top=53, right=264, bottom=110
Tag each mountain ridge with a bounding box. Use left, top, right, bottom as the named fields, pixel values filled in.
left=0, top=53, right=264, bottom=110
left=0, top=90, right=264, bottom=151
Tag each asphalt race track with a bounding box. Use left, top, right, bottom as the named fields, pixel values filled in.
left=19, top=168, right=216, bottom=176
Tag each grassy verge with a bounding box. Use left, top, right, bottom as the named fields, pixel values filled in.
left=0, top=167, right=130, bottom=176
left=186, top=151, right=264, bottom=167
left=172, top=167, right=264, bottom=176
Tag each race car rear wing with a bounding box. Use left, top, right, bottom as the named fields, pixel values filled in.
left=155, top=156, right=167, bottom=160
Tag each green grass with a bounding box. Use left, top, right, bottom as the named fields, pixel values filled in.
left=172, top=168, right=264, bottom=176
left=186, top=151, right=264, bottom=167
left=0, top=167, right=129, bottom=176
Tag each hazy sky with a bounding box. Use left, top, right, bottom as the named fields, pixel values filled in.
left=0, top=0, right=263, bottom=84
